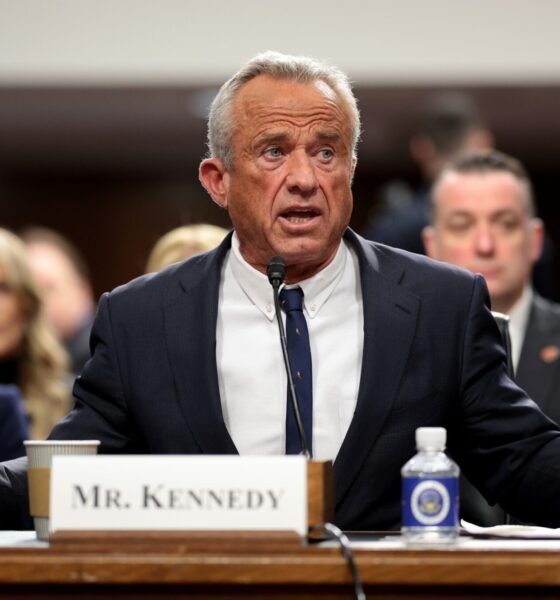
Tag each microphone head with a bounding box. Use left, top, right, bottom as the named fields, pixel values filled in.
left=267, top=255, right=286, bottom=286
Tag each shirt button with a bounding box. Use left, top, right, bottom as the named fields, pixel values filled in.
left=266, top=303, right=273, bottom=313
left=310, top=304, right=317, bottom=312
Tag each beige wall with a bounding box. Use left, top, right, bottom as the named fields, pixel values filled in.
left=0, top=0, right=559, bottom=85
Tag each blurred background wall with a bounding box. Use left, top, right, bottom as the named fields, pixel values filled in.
left=1, top=0, right=560, bottom=297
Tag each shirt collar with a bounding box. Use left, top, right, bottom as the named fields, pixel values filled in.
left=508, top=285, right=533, bottom=335
left=229, top=232, right=347, bottom=321
left=507, top=285, right=533, bottom=371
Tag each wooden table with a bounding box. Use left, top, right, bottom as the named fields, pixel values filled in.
left=1, top=531, right=560, bottom=599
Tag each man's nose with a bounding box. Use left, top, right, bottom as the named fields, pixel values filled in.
left=474, top=226, right=496, bottom=255
left=285, top=151, right=319, bottom=195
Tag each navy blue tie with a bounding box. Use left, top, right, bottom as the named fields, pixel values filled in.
left=280, top=287, right=313, bottom=455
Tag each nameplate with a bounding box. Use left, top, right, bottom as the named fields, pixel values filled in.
left=49, top=455, right=307, bottom=536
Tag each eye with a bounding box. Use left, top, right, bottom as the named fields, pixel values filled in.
left=319, top=148, right=334, bottom=160
left=446, top=219, right=472, bottom=233
left=496, top=217, right=519, bottom=232
left=265, top=146, right=282, bottom=159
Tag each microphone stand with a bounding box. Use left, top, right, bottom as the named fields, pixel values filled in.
left=268, top=259, right=364, bottom=600
left=267, top=256, right=312, bottom=459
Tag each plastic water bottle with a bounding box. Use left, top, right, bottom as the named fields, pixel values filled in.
left=401, top=427, right=459, bottom=545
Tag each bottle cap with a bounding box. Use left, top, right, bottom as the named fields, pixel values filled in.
left=416, top=427, right=446, bottom=451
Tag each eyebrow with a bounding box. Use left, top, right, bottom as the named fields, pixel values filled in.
left=254, top=132, right=290, bottom=148
left=490, top=209, right=522, bottom=219
left=444, top=208, right=522, bottom=222
left=315, top=130, right=342, bottom=142
left=445, top=211, right=474, bottom=220
left=255, top=129, right=342, bottom=148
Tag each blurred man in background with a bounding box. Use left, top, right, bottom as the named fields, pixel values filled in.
left=22, top=228, right=95, bottom=375
left=423, top=150, right=560, bottom=422
left=363, top=92, right=494, bottom=254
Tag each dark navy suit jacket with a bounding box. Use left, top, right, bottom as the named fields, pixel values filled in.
left=2, top=230, right=560, bottom=530
left=516, top=294, right=560, bottom=425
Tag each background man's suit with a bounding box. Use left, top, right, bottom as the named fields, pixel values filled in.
left=2, top=229, right=560, bottom=530
left=517, top=294, right=560, bottom=424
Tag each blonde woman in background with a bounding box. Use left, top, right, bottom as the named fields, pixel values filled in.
left=146, top=224, right=229, bottom=273
left=0, top=228, right=71, bottom=439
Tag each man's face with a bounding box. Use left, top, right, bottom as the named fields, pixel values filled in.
left=200, top=75, right=355, bottom=281
left=424, top=171, right=543, bottom=313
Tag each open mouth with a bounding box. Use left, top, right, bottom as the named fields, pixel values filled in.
left=281, top=210, right=320, bottom=224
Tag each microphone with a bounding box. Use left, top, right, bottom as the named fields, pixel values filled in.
left=267, top=256, right=312, bottom=459
left=267, top=255, right=286, bottom=288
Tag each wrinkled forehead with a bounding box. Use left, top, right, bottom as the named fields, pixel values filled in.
left=232, top=74, right=352, bottom=130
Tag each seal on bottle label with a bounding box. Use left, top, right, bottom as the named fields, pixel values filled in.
left=402, top=477, right=458, bottom=527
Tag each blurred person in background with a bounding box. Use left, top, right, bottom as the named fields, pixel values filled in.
left=423, top=150, right=560, bottom=422
left=0, top=385, right=29, bottom=460
left=362, top=92, right=494, bottom=254
left=146, top=224, right=229, bottom=273
left=0, top=228, right=71, bottom=439
left=22, top=227, right=95, bottom=376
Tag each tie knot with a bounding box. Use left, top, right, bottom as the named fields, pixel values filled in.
left=280, top=287, right=304, bottom=313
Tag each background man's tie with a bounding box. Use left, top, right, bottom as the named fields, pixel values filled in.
left=280, top=287, right=313, bottom=455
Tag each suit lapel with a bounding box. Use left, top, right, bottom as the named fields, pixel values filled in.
left=516, top=296, right=560, bottom=418
left=164, top=236, right=238, bottom=455
left=334, top=232, right=420, bottom=507
left=162, top=229, right=421, bottom=477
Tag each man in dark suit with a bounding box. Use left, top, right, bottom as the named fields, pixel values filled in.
left=423, top=150, right=560, bottom=423
left=3, top=53, right=560, bottom=531
left=516, top=295, right=560, bottom=423
left=362, top=93, right=494, bottom=255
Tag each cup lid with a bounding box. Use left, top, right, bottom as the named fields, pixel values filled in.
left=23, top=440, right=101, bottom=446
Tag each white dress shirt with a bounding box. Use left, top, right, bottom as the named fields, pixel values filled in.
left=216, top=233, right=363, bottom=461
left=507, top=286, right=533, bottom=374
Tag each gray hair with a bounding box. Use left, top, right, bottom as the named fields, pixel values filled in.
left=206, top=51, right=361, bottom=170
left=430, top=150, right=537, bottom=221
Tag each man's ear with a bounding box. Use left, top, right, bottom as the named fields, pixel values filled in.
left=199, top=158, right=230, bottom=209
left=422, top=225, right=437, bottom=258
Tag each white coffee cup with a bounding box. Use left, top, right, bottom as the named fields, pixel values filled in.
left=24, top=440, right=100, bottom=540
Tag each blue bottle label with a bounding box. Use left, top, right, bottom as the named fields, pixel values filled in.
left=402, top=477, right=458, bottom=527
